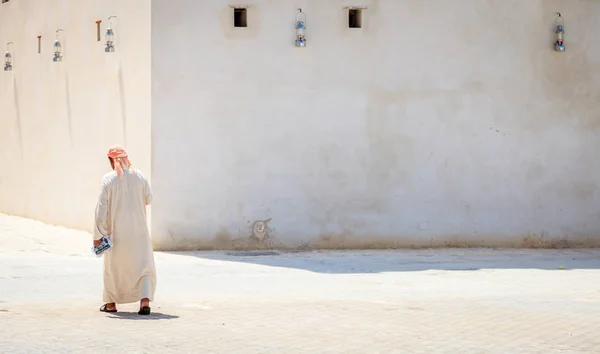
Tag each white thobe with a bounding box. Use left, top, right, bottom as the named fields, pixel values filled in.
left=94, top=167, right=156, bottom=304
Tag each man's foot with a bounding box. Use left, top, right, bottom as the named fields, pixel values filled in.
left=99, top=303, right=117, bottom=313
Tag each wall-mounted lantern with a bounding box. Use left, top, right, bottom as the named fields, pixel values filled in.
left=53, top=29, right=64, bottom=62
left=554, top=13, right=565, bottom=52
left=4, top=42, right=13, bottom=71
left=295, top=9, right=306, bottom=47
left=105, top=16, right=117, bottom=52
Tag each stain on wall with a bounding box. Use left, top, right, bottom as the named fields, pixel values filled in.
left=249, top=218, right=272, bottom=244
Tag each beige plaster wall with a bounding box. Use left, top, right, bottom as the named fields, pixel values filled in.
left=151, top=0, right=600, bottom=250
left=0, top=0, right=151, bottom=232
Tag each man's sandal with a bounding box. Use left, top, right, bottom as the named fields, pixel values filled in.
left=138, top=306, right=151, bottom=315
left=99, top=304, right=117, bottom=313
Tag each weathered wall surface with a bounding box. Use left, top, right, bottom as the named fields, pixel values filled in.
left=151, top=0, right=600, bottom=250
left=0, top=0, right=151, bottom=232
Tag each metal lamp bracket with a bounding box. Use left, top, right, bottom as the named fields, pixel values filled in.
left=555, top=12, right=564, bottom=27
left=95, top=20, right=102, bottom=41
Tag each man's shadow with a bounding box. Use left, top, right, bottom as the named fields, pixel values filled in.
left=107, top=312, right=179, bottom=321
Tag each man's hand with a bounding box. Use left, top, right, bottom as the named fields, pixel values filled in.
left=93, top=239, right=102, bottom=247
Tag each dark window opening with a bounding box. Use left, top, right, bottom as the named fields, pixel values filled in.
left=349, top=9, right=362, bottom=28
left=234, top=8, right=247, bottom=27
left=2, top=0, right=11, bottom=4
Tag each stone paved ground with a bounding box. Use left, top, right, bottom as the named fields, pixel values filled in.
left=1, top=214, right=600, bottom=353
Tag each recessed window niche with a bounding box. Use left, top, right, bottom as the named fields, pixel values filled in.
left=348, top=9, right=362, bottom=28
left=233, top=8, right=248, bottom=27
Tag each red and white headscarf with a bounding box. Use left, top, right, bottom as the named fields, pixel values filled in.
left=107, top=144, right=132, bottom=180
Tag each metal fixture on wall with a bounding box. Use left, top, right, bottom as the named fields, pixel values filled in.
left=4, top=42, right=13, bottom=71
left=554, top=13, right=565, bottom=52
left=53, top=29, right=64, bottom=62
left=37, top=35, right=42, bottom=54
left=105, top=16, right=117, bottom=52
left=295, top=8, right=306, bottom=47
left=95, top=20, right=102, bottom=41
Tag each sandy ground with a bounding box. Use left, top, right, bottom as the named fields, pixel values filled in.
left=1, top=213, right=600, bottom=353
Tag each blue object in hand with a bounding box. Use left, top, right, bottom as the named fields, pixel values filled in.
left=92, top=236, right=113, bottom=257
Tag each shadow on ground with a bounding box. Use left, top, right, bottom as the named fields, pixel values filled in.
left=108, top=312, right=179, bottom=321
left=167, top=249, right=600, bottom=274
